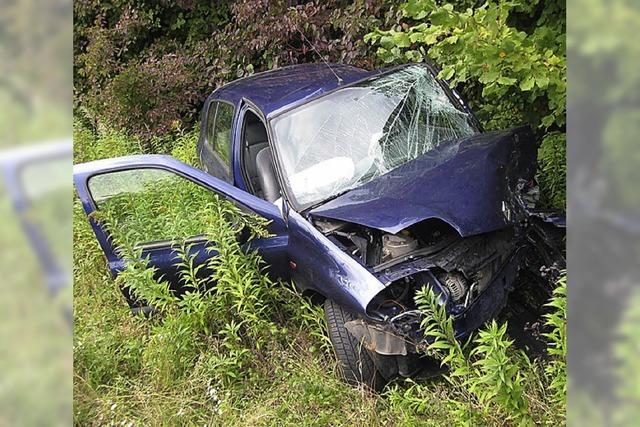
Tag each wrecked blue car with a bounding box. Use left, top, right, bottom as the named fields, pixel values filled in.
left=74, top=63, right=565, bottom=389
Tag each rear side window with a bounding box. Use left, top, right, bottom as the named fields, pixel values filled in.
left=206, top=101, right=234, bottom=172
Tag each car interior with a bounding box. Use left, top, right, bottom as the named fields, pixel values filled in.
left=242, top=111, right=281, bottom=203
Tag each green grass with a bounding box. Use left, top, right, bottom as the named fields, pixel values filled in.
left=73, top=122, right=567, bottom=426
left=73, top=124, right=407, bottom=426
left=91, top=170, right=222, bottom=244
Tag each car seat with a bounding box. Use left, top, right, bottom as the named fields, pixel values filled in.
left=255, top=147, right=281, bottom=202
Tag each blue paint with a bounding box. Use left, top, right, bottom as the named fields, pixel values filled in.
left=310, top=127, right=537, bottom=237
left=286, top=209, right=386, bottom=316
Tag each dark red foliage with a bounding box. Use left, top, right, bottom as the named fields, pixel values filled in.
left=74, top=0, right=399, bottom=150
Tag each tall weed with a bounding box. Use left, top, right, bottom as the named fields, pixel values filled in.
left=93, top=173, right=281, bottom=388
left=413, top=274, right=567, bottom=426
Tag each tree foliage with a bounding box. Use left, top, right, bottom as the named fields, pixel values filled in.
left=74, top=0, right=398, bottom=148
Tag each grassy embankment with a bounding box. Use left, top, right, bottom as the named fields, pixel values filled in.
left=73, top=123, right=566, bottom=426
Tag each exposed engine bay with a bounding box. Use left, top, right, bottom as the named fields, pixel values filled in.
left=315, top=217, right=515, bottom=309
left=313, top=211, right=564, bottom=361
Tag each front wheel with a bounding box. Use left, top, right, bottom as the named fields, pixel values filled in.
left=324, top=299, right=385, bottom=391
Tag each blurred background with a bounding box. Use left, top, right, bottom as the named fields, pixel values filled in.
left=568, top=0, right=640, bottom=425
left=0, top=0, right=72, bottom=426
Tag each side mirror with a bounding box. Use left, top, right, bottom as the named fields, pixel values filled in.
left=270, top=196, right=290, bottom=227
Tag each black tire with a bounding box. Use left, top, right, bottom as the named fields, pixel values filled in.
left=324, top=299, right=385, bottom=391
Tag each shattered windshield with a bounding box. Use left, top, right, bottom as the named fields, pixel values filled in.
left=271, top=65, right=478, bottom=209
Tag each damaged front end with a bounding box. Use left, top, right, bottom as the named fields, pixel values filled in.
left=308, top=128, right=565, bottom=368
left=315, top=217, right=534, bottom=359
left=274, top=64, right=564, bottom=377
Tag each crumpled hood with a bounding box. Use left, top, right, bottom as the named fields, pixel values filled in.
left=309, top=127, right=537, bottom=236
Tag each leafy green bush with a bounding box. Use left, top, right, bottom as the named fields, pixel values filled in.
left=543, top=274, right=567, bottom=408
left=90, top=173, right=227, bottom=244
left=537, top=131, right=566, bottom=208
left=91, top=163, right=286, bottom=385
left=365, top=0, right=566, bottom=208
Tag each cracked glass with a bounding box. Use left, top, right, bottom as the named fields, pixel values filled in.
left=271, top=65, right=478, bottom=208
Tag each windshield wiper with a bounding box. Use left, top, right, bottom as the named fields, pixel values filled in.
left=306, top=187, right=356, bottom=212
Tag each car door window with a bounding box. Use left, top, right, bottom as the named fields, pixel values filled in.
left=88, top=168, right=219, bottom=247
left=206, top=101, right=234, bottom=176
